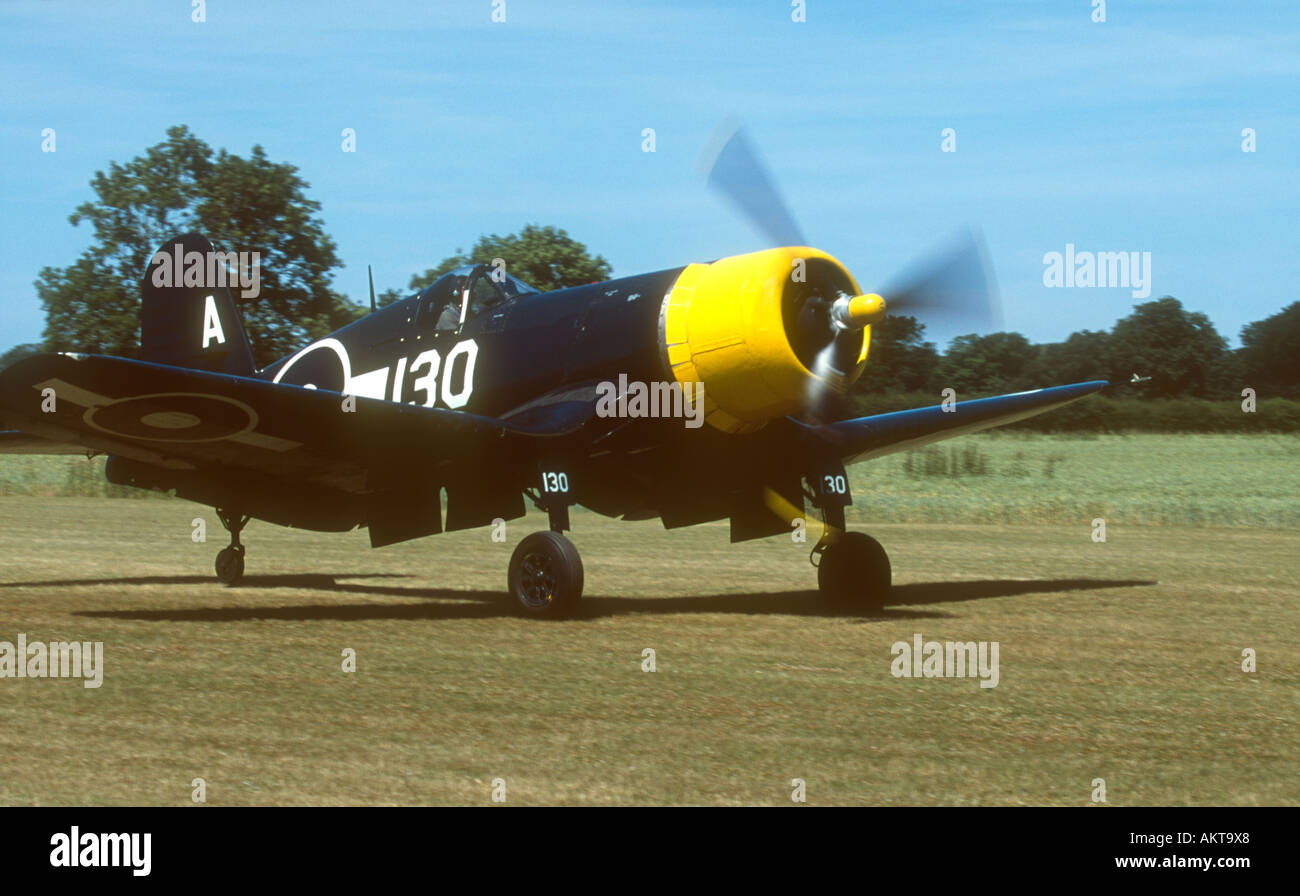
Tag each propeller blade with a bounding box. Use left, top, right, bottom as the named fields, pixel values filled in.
left=879, top=226, right=1003, bottom=336
left=701, top=121, right=807, bottom=248
left=801, top=342, right=839, bottom=423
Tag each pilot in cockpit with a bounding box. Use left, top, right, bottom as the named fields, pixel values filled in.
left=422, top=265, right=540, bottom=333
left=435, top=276, right=468, bottom=330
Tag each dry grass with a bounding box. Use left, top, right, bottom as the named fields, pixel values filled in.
left=0, top=497, right=1295, bottom=805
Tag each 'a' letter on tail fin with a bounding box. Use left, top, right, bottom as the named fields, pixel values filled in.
left=201, top=294, right=226, bottom=347
left=141, top=233, right=255, bottom=375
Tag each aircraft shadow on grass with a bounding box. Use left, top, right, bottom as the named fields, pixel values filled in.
left=41, top=576, right=1159, bottom=623
left=0, top=573, right=405, bottom=591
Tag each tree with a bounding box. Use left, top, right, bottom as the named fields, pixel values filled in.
left=36, top=125, right=362, bottom=368
left=852, top=315, right=940, bottom=393
left=937, top=331, right=1037, bottom=395
left=406, top=224, right=612, bottom=294
left=1023, top=329, right=1111, bottom=386
left=1106, top=297, right=1227, bottom=397
left=375, top=288, right=407, bottom=309
left=1239, top=301, right=1300, bottom=398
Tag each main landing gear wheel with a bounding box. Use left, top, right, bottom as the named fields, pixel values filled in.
left=214, top=509, right=249, bottom=586
left=817, top=532, right=891, bottom=610
left=508, top=531, right=584, bottom=619
left=215, top=546, right=245, bottom=586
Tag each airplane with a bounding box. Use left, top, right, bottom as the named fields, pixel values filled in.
left=0, top=127, right=1107, bottom=618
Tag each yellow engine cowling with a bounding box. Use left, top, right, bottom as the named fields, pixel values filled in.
left=658, top=246, right=871, bottom=433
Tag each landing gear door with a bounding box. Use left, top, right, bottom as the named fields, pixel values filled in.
left=810, top=463, right=852, bottom=508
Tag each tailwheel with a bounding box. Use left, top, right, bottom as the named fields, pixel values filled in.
left=214, top=509, right=250, bottom=587
left=508, top=531, right=584, bottom=619
left=817, top=532, right=891, bottom=610
left=215, top=545, right=245, bottom=586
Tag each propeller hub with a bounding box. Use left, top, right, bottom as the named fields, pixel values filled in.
left=832, top=293, right=887, bottom=331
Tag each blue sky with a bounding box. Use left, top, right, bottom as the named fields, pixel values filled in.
left=2, top=0, right=1296, bottom=354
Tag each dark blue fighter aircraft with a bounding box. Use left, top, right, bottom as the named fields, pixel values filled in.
left=0, top=128, right=1106, bottom=618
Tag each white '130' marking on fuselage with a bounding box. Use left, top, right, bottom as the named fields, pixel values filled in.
left=272, top=338, right=479, bottom=409
left=399, top=341, right=478, bottom=408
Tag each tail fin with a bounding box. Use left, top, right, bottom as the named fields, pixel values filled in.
left=140, top=233, right=256, bottom=375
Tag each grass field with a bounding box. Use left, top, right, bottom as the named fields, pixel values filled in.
left=852, top=432, right=1299, bottom=527
left=1, top=489, right=1297, bottom=805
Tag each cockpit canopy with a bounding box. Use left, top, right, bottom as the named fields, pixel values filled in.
left=414, top=264, right=538, bottom=332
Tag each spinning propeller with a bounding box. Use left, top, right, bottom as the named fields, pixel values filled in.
left=700, top=122, right=1002, bottom=419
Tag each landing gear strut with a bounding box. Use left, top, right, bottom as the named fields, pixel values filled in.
left=214, top=508, right=249, bottom=586
left=808, top=466, right=891, bottom=610
left=511, top=467, right=584, bottom=618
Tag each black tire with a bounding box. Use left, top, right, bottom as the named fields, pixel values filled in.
left=508, top=531, right=584, bottom=619
left=215, top=546, right=245, bottom=586
left=817, top=532, right=890, bottom=609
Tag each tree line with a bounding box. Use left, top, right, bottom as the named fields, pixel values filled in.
left=856, top=298, right=1300, bottom=401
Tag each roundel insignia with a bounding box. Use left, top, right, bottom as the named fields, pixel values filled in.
left=272, top=338, right=351, bottom=392
left=84, top=392, right=259, bottom=443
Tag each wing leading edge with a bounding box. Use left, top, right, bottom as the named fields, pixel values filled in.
left=804, top=381, right=1109, bottom=465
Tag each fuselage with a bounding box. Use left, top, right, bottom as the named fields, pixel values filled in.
left=261, top=267, right=684, bottom=420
